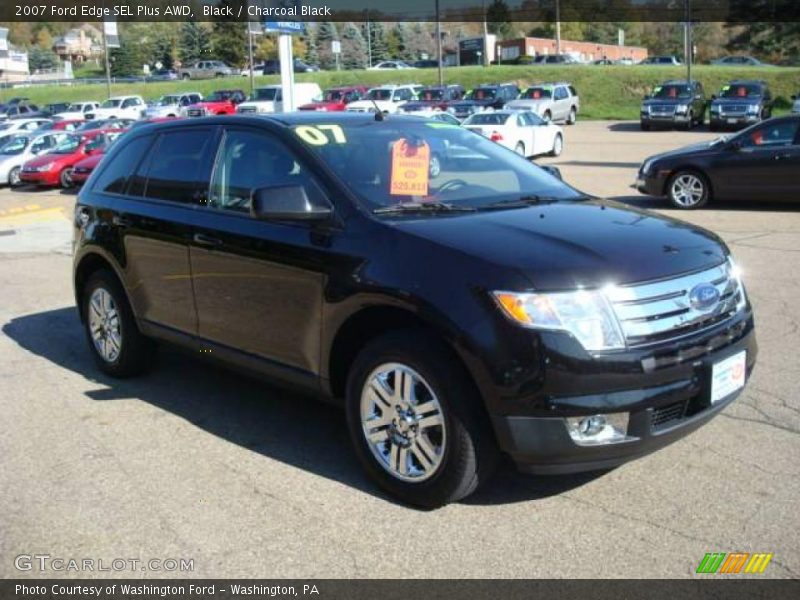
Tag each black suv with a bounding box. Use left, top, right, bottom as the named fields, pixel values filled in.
left=640, top=79, right=706, bottom=130
left=447, top=83, right=520, bottom=120
left=73, top=114, right=756, bottom=507
left=709, top=80, right=773, bottom=131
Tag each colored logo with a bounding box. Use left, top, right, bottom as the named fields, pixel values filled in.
left=696, top=552, right=773, bottom=574
left=689, top=283, right=720, bottom=311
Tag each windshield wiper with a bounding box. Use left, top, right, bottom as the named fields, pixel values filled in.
left=373, top=201, right=475, bottom=215
left=480, top=195, right=552, bottom=209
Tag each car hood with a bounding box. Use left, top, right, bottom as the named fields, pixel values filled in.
left=451, top=99, right=495, bottom=108
left=385, top=200, right=727, bottom=290
left=348, top=100, right=396, bottom=110
left=712, top=97, right=763, bottom=106
left=191, top=101, right=232, bottom=109
left=24, top=153, right=69, bottom=168
left=642, top=98, right=691, bottom=107
left=647, top=139, right=724, bottom=163
left=299, top=101, right=344, bottom=110
left=145, top=105, right=177, bottom=115
left=507, top=99, right=547, bottom=109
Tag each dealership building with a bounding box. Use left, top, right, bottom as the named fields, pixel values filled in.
left=497, top=36, right=648, bottom=63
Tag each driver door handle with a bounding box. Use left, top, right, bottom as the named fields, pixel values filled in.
left=193, top=233, right=223, bottom=247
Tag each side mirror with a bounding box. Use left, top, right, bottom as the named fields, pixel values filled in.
left=541, top=165, right=563, bottom=180
left=251, top=183, right=333, bottom=222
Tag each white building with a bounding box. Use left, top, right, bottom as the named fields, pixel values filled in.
left=0, top=28, right=30, bottom=82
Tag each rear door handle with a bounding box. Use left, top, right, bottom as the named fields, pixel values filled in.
left=193, top=233, right=223, bottom=247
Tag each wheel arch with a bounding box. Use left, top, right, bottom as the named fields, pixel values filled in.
left=73, top=251, right=129, bottom=322
left=662, top=165, right=714, bottom=199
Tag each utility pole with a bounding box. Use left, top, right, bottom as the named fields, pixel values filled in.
left=247, top=24, right=255, bottom=97
left=102, top=21, right=111, bottom=97
left=365, top=11, right=372, bottom=68
left=555, top=0, right=562, bottom=55
left=436, top=0, right=443, bottom=85
left=684, top=0, right=693, bottom=83
left=482, top=0, right=489, bottom=67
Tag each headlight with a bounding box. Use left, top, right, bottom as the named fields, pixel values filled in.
left=446, top=107, right=456, bottom=114
left=640, top=105, right=650, bottom=114
left=675, top=104, right=689, bottom=114
left=747, top=104, right=760, bottom=114
left=710, top=104, right=720, bottom=114
left=640, top=158, right=655, bottom=175
left=34, top=163, right=54, bottom=172
left=727, top=255, right=748, bottom=312
left=493, top=289, right=625, bottom=352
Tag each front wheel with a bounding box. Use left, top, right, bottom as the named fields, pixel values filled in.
left=667, top=170, right=710, bottom=209
left=345, top=331, right=498, bottom=508
left=566, top=107, right=577, bottom=125
left=549, top=133, right=563, bottom=157
left=60, top=168, right=74, bottom=189
left=181, top=73, right=190, bottom=80
left=543, top=110, right=552, bottom=122
left=8, top=166, right=21, bottom=187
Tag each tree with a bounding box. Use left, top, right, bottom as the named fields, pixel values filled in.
left=28, top=47, right=60, bottom=72
left=179, top=21, right=211, bottom=65
left=487, top=0, right=513, bottom=40
left=210, top=0, right=247, bottom=67
left=362, top=22, right=389, bottom=64
left=315, top=21, right=339, bottom=70
left=341, top=22, right=367, bottom=70
left=392, top=23, right=413, bottom=61
left=305, top=27, right=319, bottom=66
left=109, top=39, right=143, bottom=77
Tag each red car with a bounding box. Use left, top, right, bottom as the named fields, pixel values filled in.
left=36, top=119, right=83, bottom=133
left=20, top=130, right=120, bottom=188
left=185, top=90, right=246, bottom=117
left=298, top=86, right=369, bottom=112
left=70, top=131, right=126, bottom=186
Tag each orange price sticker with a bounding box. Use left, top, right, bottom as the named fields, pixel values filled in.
left=390, top=139, right=430, bottom=196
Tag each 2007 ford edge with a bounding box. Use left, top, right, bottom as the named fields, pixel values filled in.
left=73, top=114, right=756, bottom=507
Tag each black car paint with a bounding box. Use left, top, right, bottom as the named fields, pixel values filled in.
left=637, top=115, right=800, bottom=202
left=73, top=113, right=756, bottom=475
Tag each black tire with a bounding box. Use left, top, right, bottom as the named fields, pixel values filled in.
left=666, top=170, right=710, bottom=210
left=82, top=269, right=153, bottom=377
left=514, top=142, right=526, bottom=157
left=543, top=110, right=552, bottom=122
left=60, top=168, right=73, bottom=189
left=567, top=106, right=577, bottom=125
left=429, top=152, right=443, bottom=178
left=640, top=121, right=650, bottom=131
left=549, top=133, right=563, bottom=157
left=181, top=73, right=190, bottom=80
left=7, top=166, right=21, bottom=187
left=709, top=122, right=719, bottom=132
left=345, top=330, right=499, bottom=508
left=682, top=112, right=694, bottom=130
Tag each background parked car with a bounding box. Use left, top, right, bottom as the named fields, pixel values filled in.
left=40, top=103, right=71, bottom=117
left=710, top=55, right=770, bottom=67
left=709, top=80, right=773, bottom=131
left=0, top=131, right=72, bottom=187
left=368, top=60, right=417, bottom=70
left=530, top=54, right=580, bottom=65
left=86, top=96, right=146, bottom=121
left=237, top=83, right=323, bottom=114
left=76, top=118, right=134, bottom=132
left=34, top=119, right=82, bottom=134
left=0, top=103, right=41, bottom=120
left=636, top=115, right=800, bottom=208
left=53, top=102, right=100, bottom=121
left=793, top=94, right=800, bottom=114
left=640, top=56, right=683, bottom=65
left=446, top=83, right=520, bottom=120
left=399, top=85, right=465, bottom=114
left=347, top=85, right=418, bottom=114
left=185, top=90, right=246, bottom=117
left=179, top=60, right=236, bottom=80
left=0, top=118, right=52, bottom=135
left=298, top=86, right=368, bottom=112
left=70, top=131, right=126, bottom=186
left=413, top=60, right=441, bottom=69
left=261, top=59, right=319, bottom=74
left=506, top=82, right=580, bottom=124
left=463, top=110, right=564, bottom=158
left=20, top=130, right=112, bottom=188
left=640, top=79, right=706, bottom=130
left=148, top=69, right=178, bottom=81
left=144, top=93, right=203, bottom=119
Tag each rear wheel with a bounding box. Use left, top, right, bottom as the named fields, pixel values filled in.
left=515, top=142, right=526, bottom=157
left=549, top=133, right=563, bottom=157
left=345, top=331, right=498, bottom=508
left=7, top=166, right=21, bottom=187
left=566, top=106, right=577, bottom=125
left=82, top=270, right=153, bottom=377
left=667, top=170, right=710, bottom=209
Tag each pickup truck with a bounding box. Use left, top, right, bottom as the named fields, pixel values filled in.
left=179, top=60, right=236, bottom=80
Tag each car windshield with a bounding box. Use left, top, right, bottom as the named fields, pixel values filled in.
left=0, top=136, right=29, bottom=155
left=368, top=89, right=394, bottom=101
left=419, top=89, right=445, bottom=101
left=291, top=120, right=582, bottom=213
left=52, top=135, right=82, bottom=154
left=251, top=89, right=279, bottom=101
left=463, top=113, right=511, bottom=126
left=653, top=85, right=692, bottom=99
left=521, top=87, right=553, bottom=99
left=467, top=88, right=497, bottom=100
left=324, top=90, right=345, bottom=102
left=156, top=95, right=180, bottom=106
left=720, top=84, right=762, bottom=98
left=100, top=99, right=123, bottom=108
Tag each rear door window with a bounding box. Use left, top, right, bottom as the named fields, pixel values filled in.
left=132, top=128, right=218, bottom=203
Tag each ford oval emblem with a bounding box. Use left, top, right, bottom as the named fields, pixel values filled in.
left=689, top=283, right=720, bottom=311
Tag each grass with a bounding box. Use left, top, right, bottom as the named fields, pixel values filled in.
left=3, top=65, right=798, bottom=120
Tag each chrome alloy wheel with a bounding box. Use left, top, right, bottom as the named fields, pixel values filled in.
left=670, top=173, right=705, bottom=207
left=360, top=363, right=446, bottom=482
left=88, top=288, right=122, bottom=363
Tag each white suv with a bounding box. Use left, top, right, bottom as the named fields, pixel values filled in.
left=346, top=85, right=418, bottom=114
left=86, top=96, right=146, bottom=121
left=53, top=102, right=100, bottom=121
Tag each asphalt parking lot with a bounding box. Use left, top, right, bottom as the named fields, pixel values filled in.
left=0, top=121, right=798, bottom=579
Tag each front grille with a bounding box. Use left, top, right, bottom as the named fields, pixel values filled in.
left=606, top=262, right=743, bottom=347
left=237, top=106, right=257, bottom=114
left=650, top=104, right=676, bottom=115
left=652, top=401, right=687, bottom=430
left=720, top=104, right=748, bottom=115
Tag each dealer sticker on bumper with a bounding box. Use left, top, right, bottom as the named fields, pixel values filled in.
left=711, top=351, right=746, bottom=404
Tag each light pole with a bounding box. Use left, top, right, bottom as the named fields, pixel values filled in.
left=684, top=0, right=693, bottom=83
left=555, top=0, right=561, bottom=55
left=436, top=0, right=443, bottom=86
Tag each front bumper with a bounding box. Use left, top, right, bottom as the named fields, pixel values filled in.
left=634, top=170, right=668, bottom=197
left=710, top=113, right=760, bottom=129
left=640, top=113, right=692, bottom=127
left=486, top=310, right=756, bottom=474
left=19, top=170, right=59, bottom=186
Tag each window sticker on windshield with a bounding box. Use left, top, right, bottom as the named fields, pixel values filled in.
left=294, top=124, right=347, bottom=146
left=653, top=86, right=662, bottom=94
left=390, top=139, right=430, bottom=196
left=722, top=85, right=731, bottom=91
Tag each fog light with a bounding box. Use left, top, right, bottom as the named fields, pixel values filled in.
left=566, top=412, right=637, bottom=446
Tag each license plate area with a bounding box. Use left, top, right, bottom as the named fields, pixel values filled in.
left=710, top=351, right=746, bottom=404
